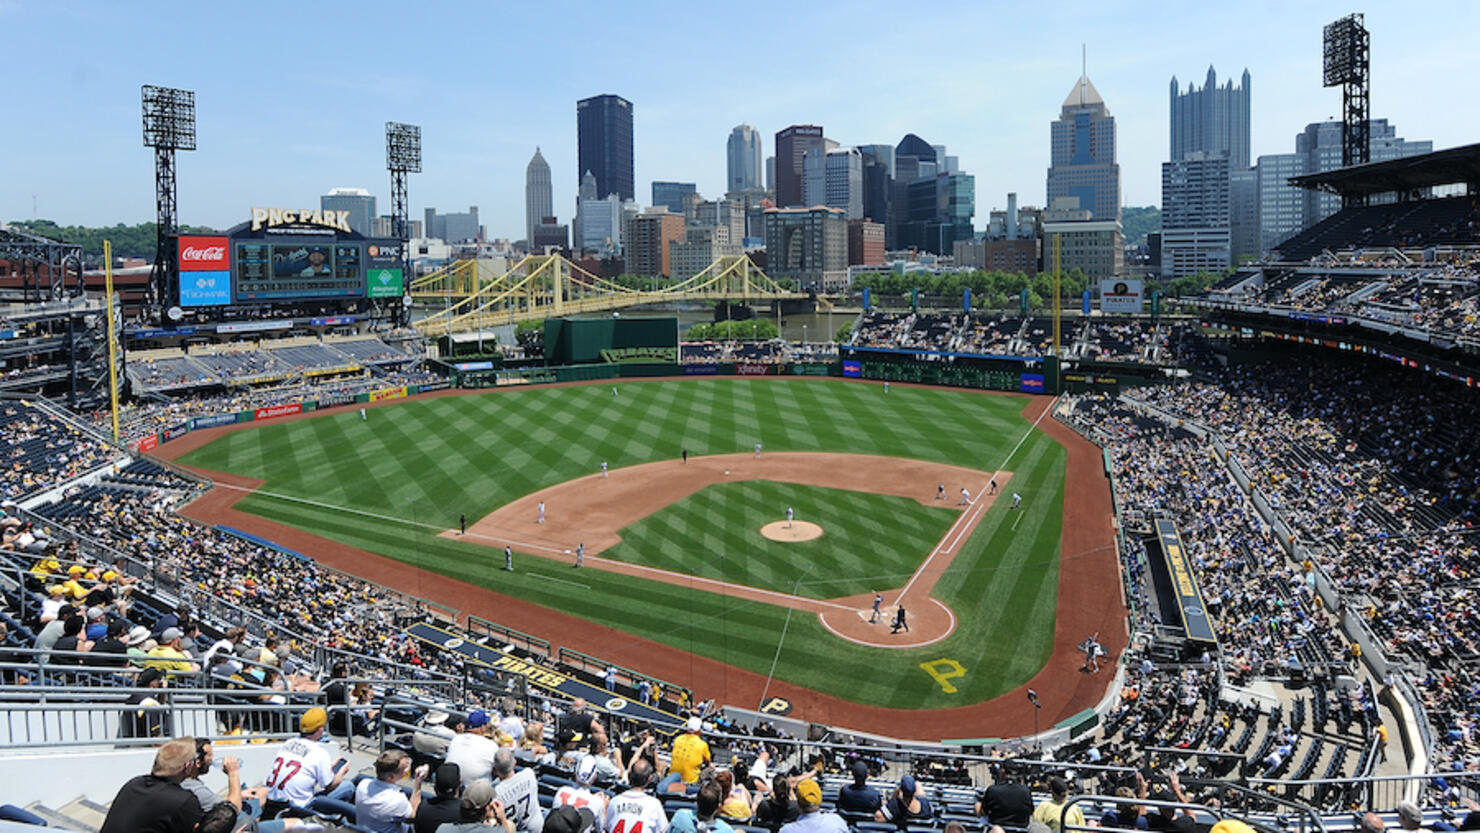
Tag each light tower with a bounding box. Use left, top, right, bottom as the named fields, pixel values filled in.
left=1323, top=13, right=1370, bottom=205
left=386, top=122, right=421, bottom=326
left=141, top=85, right=196, bottom=317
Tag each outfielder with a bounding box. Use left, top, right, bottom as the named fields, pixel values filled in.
left=360, top=408, right=367, bottom=421
left=504, top=545, right=513, bottom=572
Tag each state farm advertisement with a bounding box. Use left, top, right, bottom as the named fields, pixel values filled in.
left=178, top=236, right=229, bottom=271
left=253, top=403, right=302, bottom=421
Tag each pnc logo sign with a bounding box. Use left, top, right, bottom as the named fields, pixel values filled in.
left=368, top=244, right=401, bottom=259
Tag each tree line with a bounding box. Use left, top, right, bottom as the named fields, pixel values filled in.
left=6, top=219, right=220, bottom=265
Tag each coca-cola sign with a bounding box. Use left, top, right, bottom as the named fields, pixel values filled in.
left=178, top=236, right=229, bottom=271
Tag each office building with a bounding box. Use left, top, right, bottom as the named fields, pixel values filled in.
left=424, top=206, right=481, bottom=243
left=669, top=225, right=740, bottom=280
left=765, top=156, right=775, bottom=193
left=530, top=216, right=568, bottom=253
left=577, top=94, right=635, bottom=202
left=651, top=181, right=697, bottom=215
left=573, top=170, right=599, bottom=250
left=1047, top=73, right=1120, bottom=222
left=625, top=211, right=684, bottom=278
left=898, top=172, right=975, bottom=255
left=1170, top=67, right=1251, bottom=168
left=1254, top=152, right=1307, bottom=254
left=692, top=198, right=746, bottom=245
left=525, top=147, right=552, bottom=246
left=847, top=219, right=885, bottom=266
left=577, top=194, right=624, bottom=257
left=1229, top=170, right=1257, bottom=265
left=857, top=144, right=893, bottom=227
left=803, top=147, right=863, bottom=219
left=1042, top=198, right=1122, bottom=279
left=1161, top=152, right=1231, bottom=277
left=321, top=188, right=376, bottom=236
left=764, top=206, right=847, bottom=291
left=728, top=125, right=763, bottom=193
left=889, top=134, right=937, bottom=247
left=775, top=125, right=825, bottom=207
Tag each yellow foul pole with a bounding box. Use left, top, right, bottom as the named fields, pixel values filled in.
left=104, top=240, right=121, bottom=444
left=1052, top=234, right=1062, bottom=357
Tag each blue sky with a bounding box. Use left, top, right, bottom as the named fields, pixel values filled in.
left=4, top=0, right=1477, bottom=238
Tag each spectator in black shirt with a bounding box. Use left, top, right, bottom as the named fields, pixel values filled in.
left=92, top=619, right=131, bottom=667
left=415, top=762, right=464, bottom=833
left=977, top=767, right=1033, bottom=830
left=99, top=736, right=203, bottom=833
left=836, top=760, right=881, bottom=815
left=753, top=773, right=799, bottom=832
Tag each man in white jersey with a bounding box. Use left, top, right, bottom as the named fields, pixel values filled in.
left=606, top=758, right=668, bottom=833
left=445, top=709, right=499, bottom=786
left=493, top=747, right=545, bottom=833
left=261, top=707, right=351, bottom=818
left=554, top=756, right=610, bottom=831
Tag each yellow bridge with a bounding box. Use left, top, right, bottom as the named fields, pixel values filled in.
left=409, top=254, right=810, bottom=336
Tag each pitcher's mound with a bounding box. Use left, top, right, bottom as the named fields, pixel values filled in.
left=761, top=520, right=823, bottom=542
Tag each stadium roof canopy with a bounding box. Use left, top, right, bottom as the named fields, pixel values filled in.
left=1291, top=143, right=1480, bottom=196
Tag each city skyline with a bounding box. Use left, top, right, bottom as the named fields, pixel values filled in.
left=4, top=1, right=1477, bottom=240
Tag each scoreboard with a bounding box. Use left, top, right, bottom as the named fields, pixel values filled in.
left=233, top=240, right=366, bottom=302
left=178, top=211, right=405, bottom=309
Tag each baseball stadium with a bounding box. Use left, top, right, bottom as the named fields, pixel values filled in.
left=4, top=14, right=1480, bottom=833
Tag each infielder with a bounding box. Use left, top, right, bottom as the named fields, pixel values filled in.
left=504, top=545, right=513, bottom=572
left=537, top=501, right=546, bottom=524
left=870, top=592, right=883, bottom=624
left=785, top=507, right=794, bottom=528
left=575, top=542, right=585, bottom=568
left=459, top=514, right=466, bottom=535
left=754, top=442, right=762, bottom=458
left=601, top=461, right=608, bottom=478
left=936, top=484, right=945, bottom=500
left=1012, top=492, right=1022, bottom=509
left=959, top=488, right=973, bottom=506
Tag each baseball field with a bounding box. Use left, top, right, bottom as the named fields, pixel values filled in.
left=168, top=377, right=1121, bottom=733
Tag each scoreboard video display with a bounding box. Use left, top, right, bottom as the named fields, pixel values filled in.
left=233, top=240, right=366, bottom=303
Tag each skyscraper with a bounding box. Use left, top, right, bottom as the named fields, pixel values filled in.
left=651, top=181, right=697, bottom=214
left=320, top=188, right=376, bottom=236
left=1161, top=152, right=1231, bottom=277
left=525, top=147, right=552, bottom=246
left=727, top=125, right=763, bottom=193
left=1170, top=67, right=1251, bottom=168
left=577, top=94, right=634, bottom=202
left=1046, top=73, right=1120, bottom=222
left=774, top=125, right=825, bottom=208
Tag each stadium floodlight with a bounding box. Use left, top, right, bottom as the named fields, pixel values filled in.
left=142, top=85, right=197, bottom=150
left=386, top=122, right=421, bottom=173
left=1321, top=13, right=1371, bottom=172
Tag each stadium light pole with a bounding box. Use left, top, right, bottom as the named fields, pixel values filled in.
left=386, top=122, right=422, bottom=327
left=142, top=85, right=197, bottom=320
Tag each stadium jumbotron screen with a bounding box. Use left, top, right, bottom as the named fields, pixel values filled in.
left=233, top=240, right=365, bottom=302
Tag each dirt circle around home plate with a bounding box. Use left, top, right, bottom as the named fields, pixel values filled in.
left=759, top=520, right=824, bottom=542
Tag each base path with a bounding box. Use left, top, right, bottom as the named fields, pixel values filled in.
left=443, top=451, right=1003, bottom=648
left=156, top=378, right=1124, bottom=741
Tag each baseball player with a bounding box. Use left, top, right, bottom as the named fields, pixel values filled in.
left=870, top=592, right=883, bottom=624
left=681, top=448, right=688, bottom=464
left=504, top=545, right=513, bottom=572
left=785, top=507, right=794, bottom=528
left=460, top=514, right=466, bottom=535
left=891, top=605, right=909, bottom=633
left=575, top=542, right=585, bottom=568
left=601, top=461, right=608, bottom=478
left=935, top=483, right=945, bottom=500
left=537, top=501, right=546, bottom=524
left=884, top=381, right=889, bottom=393
left=360, top=408, right=367, bottom=421
left=1012, top=492, right=1022, bottom=510
left=959, top=488, right=973, bottom=506
left=611, top=386, right=618, bottom=397
left=754, top=442, right=762, bottom=458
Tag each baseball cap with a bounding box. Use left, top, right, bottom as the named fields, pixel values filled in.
left=795, top=779, right=822, bottom=809
left=462, top=780, right=496, bottom=813
left=161, top=627, right=183, bottom=642
left=434, top=762, right=462, bottom=796
left=686, top=716, right=702, bottom=732
left=467, top=709, right=490, bottom=729
left=45, top=585, right=64, bottom=596
left=102, top=570, right=119, bottom=581
left=136, top=667, right=165, bottom=687
left=67, top=565, right=85, bottom=575
left=575, top=755, right=599, bottom=785
left=300, top=707, right=328, bottom=733
left=544, top=805, right=596, bottom=833
left=58, top=604, right=77, bottom=618
left=899, top=775, right=916, bottom=795
left=1210, top=822, right=1256, bottom=833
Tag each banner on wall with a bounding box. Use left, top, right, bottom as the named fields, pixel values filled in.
left=369, top=386, right=408, bottom=402
left=1099, top=279, right=1144, bottom=313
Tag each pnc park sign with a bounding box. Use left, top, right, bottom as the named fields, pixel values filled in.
left=250, top=206, right=354, bottom=234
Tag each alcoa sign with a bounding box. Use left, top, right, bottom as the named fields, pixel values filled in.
left=250, top=207, right=353, bottom=233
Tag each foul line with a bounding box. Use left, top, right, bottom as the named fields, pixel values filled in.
left=895, top=397, right=1053, bottom=603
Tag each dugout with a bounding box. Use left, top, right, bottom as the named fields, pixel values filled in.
left=544, top=316, right=679, bottom=365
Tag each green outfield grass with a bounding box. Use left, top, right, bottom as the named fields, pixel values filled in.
left=602, top=480, right=959, bottom=600
left=180, top=378, right=1066, bottom=712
